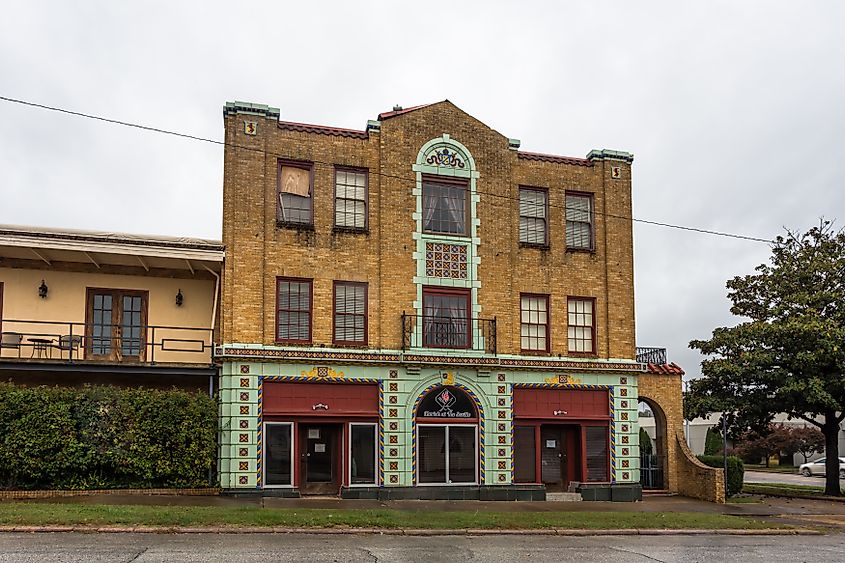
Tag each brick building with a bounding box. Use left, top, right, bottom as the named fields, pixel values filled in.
left=218, top=100, right=651, bottom=500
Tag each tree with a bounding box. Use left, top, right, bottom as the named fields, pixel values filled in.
left=732, top=424, right=793, bottom=467
left=687, top=221, right=845, bottom=496
left=791, top=425, right=825, bottom=464
left=639, top=427, right=653, bottom=455
left=703, top=427, right=724, bottom=456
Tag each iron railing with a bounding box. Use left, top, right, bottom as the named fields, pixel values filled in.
left=401, top=312, right=497, bottom=355
left=640, top=454, right=665, bottom=490
left=0, top=318, right=214, bottom=365
left=636, top=347, right=667, bottom=365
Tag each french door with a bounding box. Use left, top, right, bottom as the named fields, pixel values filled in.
left=86, top=289, right=147, bottom=361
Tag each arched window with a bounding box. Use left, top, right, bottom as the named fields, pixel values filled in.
left=416, top=386, right=478, bottom=485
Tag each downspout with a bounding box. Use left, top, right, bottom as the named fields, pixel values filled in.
left=202, top=262, right=221, bottom=488
left=601, top=160, right=611, bottom=358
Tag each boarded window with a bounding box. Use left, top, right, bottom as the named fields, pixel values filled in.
left=278, top=163, right=313, bottom=225
left=585, top=426, right=609, bottom=482
left=565, top=193, right=593, bottom=250
left=519, top=188, right=547, bottom=245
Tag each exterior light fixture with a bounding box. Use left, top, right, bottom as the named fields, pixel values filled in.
left=175, top=289, right=184, bottom=307
left=38, top=280, right=48, bottom=299
left=553, top=410, right=568, bottom=416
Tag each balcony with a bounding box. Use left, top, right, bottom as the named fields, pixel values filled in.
left=0, top=318, right=214, bottom=367
left=401, top=312, right=497, bottom=355
left=636, top=347, right=667, bottom=365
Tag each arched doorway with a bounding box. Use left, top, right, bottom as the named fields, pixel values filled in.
left=415, top=385, right=479, bottom=485
left=638, top=398, right=668, bottom=490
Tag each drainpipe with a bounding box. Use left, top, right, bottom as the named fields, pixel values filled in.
left=202, top=263, right=221, bottom=488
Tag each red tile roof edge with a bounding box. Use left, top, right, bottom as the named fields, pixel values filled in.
left=377, top=103, right=436, bottom=120
left=518, top=151, right=593, bottom=167
left=278, top=121, right=369, bottom=139
left=645, top=362, right=686, bottom=376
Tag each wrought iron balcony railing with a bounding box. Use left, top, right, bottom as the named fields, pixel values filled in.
left=636, top=347, right=667, bottom=365
left=401, top=312, right=497, bottom=355
left=0, top=318, right=214, bottom=365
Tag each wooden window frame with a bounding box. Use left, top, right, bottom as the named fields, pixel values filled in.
left=421, top=286, right=472, bottom=350
left=275, top=277, right=313, bottom=345
left=565, top=191, right=595, bottom=252
left=332, top=281, right=368, bottom=347
left=421, top=175, right=471, bottom=238
left=277, top=159, right=315, bottom=229
left=566, top=296, right=597, bottom=357
left=333, top=166, right=369, bottom=233
left=518, top=186, right=549, bottom=248
left=84, top=288, right=149, bottom=362
left=520, top=293, right=550, bottom=354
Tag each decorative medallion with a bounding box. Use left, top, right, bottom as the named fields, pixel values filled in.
left=425, top=146, right=465, bottom=168
left=389, top=395, right=397, bottom=404
left=498, top=374, right=506, bottom=382
left=390, top=462, right=398, bottom=471
left=497, top=410, right=506, bottom=419
left=389, top=435, right=398, bottom=444
left=497, top=386, right=506, bottom=394
left=622, top=460, right=629, bottom=468
left=240, top=378, right=250, bottom=388
left=498, top=423, right=506, bottom=432
left=389, top=422, right=398, bottom=431
left=619, top=377, right=627, bottom=385
left=240, top=365, right=250, bottom=374
left=621, top=424, right=629, bottom=432
left=622, top=448, right=629, bottom=456
left=389, top=408, right=398, bottom=418
left=239, top=476, right=248, bottom=485
left=498, top=435, right=506, bottom=444
left=239, top=420, right=248, bottom=429
left=301, top=366, right=345, bottom=379
left=622, top=472, right=630, bottom=480
left=243, top=121, right=257, bottom=136
left=389, top=448, right=398, bottom=457
left=498, top=461, right=506, bottom=470
left=621, top=412, right=629, bottom=421
left=497, top=398, right=506, bottom=407
left=239, top=461, right=249, bottom=471
left=544, top=374, right=583, bottom=385
left=240, top=406, right=249, bottom=415
left=389, top=382, right=398, bottom=392
left=498, top=448, right=506, bottom=457
left=390, top=475, right=398, bottom=484
left=239, top=448, right=248, bottom=457
left=620, top=400, right=628, bottom=408
left=619, top=388, right=628, bottom=397
left=622, top=435, right=629, bottom=444
left=239, top=433, right=249, bottom=443
left=239, top=392, right=249, bottom=402
left=389, top=369, right=398, bottom=379
left=498, top=474, right=506, bottom=482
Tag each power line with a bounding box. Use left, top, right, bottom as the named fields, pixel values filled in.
left=0, top=94, right=774, bottom=244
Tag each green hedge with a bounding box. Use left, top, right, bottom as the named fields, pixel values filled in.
left=0, top=383, right=216, bottom=490
left=697, top=455, right=744, bottom=497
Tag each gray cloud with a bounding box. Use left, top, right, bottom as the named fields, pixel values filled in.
left=1, top=1, right=843, bottom=378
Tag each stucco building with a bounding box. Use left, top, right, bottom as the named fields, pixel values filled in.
left=216, top=100, right=686, bottom=500
left=0, top=225, right=222, bottom=391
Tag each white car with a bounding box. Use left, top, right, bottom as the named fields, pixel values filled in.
left=798, top=457, right=845, bottom=478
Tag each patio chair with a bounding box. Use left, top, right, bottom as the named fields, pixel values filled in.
left=0, top=332, right=23, bottom=357
left=55, top=334, right=82, bottom=360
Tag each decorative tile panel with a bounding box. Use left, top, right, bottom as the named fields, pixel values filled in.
left=239, top=392, right=249, bottom=401
left=425, top=242, right=468, bottom=279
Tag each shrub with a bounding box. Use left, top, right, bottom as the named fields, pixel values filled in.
left=703, top=427, right=724, bottom=456
left=697, top=454, right=744, bottom=497
left=0, top=383, right=216, bottom=490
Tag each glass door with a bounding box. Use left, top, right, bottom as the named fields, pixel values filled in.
left=300, top=424, right=340, bottom=494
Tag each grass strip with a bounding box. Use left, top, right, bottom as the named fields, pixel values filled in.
left=743, top=483, right=844, bottom=498
left=0, top=503, right=783, bottom=530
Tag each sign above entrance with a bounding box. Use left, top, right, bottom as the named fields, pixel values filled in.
left=416, top=385, right=476, bottom=419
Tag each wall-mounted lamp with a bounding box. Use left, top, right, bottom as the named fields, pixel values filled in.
left=553, top=410, right=568, bottom=416
left=175, top=289, right=184, bottom=307
left=38, top=280, right=48, bottom=299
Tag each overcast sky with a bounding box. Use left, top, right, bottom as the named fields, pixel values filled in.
left=1, top=1, right=843, bottom=379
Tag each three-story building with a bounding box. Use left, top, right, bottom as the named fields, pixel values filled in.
left=218, top=100, right=643, bottom=500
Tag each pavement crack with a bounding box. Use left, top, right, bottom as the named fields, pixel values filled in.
left=125, top=547, right=149, bottom=563
left=607, top=545, right=666, bottom=563
left=360, top=546, right=379, bottom=562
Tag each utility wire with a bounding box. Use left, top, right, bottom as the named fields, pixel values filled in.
left=0, top=94, right=774, bottom=244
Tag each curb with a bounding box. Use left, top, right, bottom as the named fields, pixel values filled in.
left=0, top=525, right=822, bottom=536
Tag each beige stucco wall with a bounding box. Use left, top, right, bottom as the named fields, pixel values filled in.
left=0, top=266, right=216, bottom=364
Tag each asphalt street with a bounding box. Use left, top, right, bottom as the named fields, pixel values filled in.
left=744, top=470, right=843, bottom=486
left=1, top=532, right=844, bottom=563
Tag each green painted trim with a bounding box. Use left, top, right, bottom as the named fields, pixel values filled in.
left=223, top=101, right=281, bottom=119
left=586, top=149, right=634, bottom=163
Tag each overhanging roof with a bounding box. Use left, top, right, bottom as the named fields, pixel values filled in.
left=0, top=224, right=223, bottom=273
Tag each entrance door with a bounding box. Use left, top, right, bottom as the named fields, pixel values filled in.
left=299, top=424, right=340, bottom=495
left=540, top=426, right=569, bottom=491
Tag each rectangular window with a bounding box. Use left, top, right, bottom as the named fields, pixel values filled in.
left=585, top=426, right=609, bottom=482
left=418, top=425, right=477, bottom=484
left=333, top=282, right=367, bottom=346
left=422, top=288, right=470, bottom=349
left=349, top=423, right=377, bottom=485
left=513, top=426, right=537, bottom=483
left=276, top=278, right=312, bottom=343
left=265, top=422, right=293, bottom=486
left=85, top=289, right=147, bottom=361
left=520, top=294, right=549, bottom=352
left=565, top=192, right=594, bottom=250
left=519, top=187, right=548, bottom=245
left=277, top=161, right=314, bottom=226
left=334, top=168, right=367, bottom=230
left=422, top=176, right=469, bottom=236
left=567, top=297, right=595, bottom=354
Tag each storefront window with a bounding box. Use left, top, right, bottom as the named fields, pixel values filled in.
left=585, top=426, right=609, bottom=482
left=416, top=385, right=479, bottom=485
left=264, top=423, right=293, bottom=486
left=350, top=423, right=376, bottom=485
left=513, top=426, right=537, bottom=483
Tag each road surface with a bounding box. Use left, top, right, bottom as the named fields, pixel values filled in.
left=744, top=470, right=843, bottom=486
left=0, top=532, right=843, bottom=563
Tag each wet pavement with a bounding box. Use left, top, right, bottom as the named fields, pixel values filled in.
left=745, top=469, right=843, bottom=486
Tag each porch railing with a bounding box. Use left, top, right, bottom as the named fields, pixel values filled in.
left=636, top=347, right=667, bottom=365
left=401, top=312, right=497, bottom=355
left=0, top=318, right=214, bottom=365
